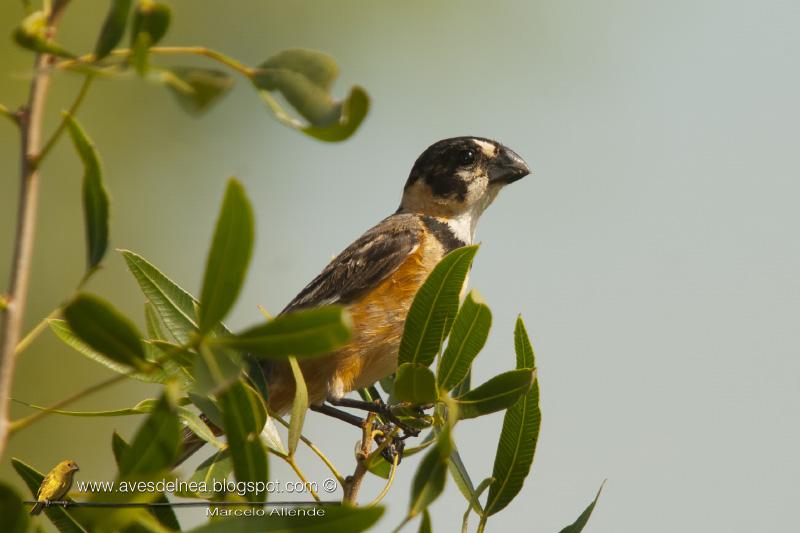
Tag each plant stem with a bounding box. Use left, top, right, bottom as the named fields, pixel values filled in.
left=272, top=413, right=345, bottom=484
left=36, top=74, right=94, bottom=165
left=342, top=412, right=376, bottom=505
left=476, top=515, right=488, bottom=533
left=8, top=372, right=127, bottom=434
left=14, top=305, right=61, bottom=356
left=0, top=0, right=71, bottom=459
left=286, top=455, right=321, bottom=502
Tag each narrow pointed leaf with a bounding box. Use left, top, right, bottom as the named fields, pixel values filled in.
left=12, top=397, right=159, bottom=417
left=188, top=505, right=383, bottom=533
left=287, top=356, right=308, bottom=456
left=408, top=423, right=452, bottom=518
left=13, top=11, right=75, bottom=58
left=218, top=379, right=268, bottom=502
left=215, top=306, right=351, bottom=358
left=417, top=510, right=431, bottom=533
left=394, top=363, right=437, bottom=404
left=462, top=477, right=493, bottom=533
left=118, top=389, right=181, bottom=476
left=260, top=416, right=287, bottom=456
left=49, top=319, right=165, bottom=382
left=199, top=178, right=254, bottom=334
left=455, top=368, right=534, bottom=420
left=399, top=245, right=479, bottom=367
left=63, top=294, right=149, bottom=372
left=178, top=407, right=223, bottom=448
left=559, top=483, right=604, bottom=533
left=449, top=447, right=481, bottom=514
left=94, top=0, right=132, bottom=60
left=111, top=431, right=128, bottom=466
left=11, top=459, right=87, bottom=533
left=437, top=290, right=491, bottom=391
left=65, top=116, right=109, bottom=272
left=174, top=449, right=233, bottom=498
left=484, top=317, right=541, bottom=516
left=163, top=67, right=234, bottom=115
left=129, top=0, right=170, bottom=72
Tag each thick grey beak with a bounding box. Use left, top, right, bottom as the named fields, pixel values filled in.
left=488, top=146, right=531, bottom=184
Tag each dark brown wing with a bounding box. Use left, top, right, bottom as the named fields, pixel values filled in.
left=282, top=213, right=422, bottom=313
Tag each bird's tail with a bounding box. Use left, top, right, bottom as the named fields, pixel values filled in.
left=30, top=501, right=43, bottom=515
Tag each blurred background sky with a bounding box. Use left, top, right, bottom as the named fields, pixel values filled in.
left=1, top=1, right=799, bottom=531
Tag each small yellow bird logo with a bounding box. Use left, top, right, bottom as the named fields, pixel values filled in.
left=30, top=459, right=80, bottom=515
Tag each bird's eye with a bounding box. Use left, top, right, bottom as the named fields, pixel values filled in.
left=460, top=149, right=476, bottom=165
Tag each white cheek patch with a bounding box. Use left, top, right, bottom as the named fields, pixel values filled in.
left=473, top=139, right=497, bottom=157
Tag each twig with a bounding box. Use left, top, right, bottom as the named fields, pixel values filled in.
left=271, top=413, right=345, bottom=484
left=286, top=456, right=321, bottom=502
left=367, top=452, right=398, bottom=507
left=0, top=0, right=72, bottom=459
left=36, top=73, right=94, bottom=165
left=14, top=305, right=61, bottom=356
left=342, top=412, right=375, bottom=504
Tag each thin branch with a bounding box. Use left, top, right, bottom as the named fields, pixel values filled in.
left=272, top=413, right=345, bottom=484
left=367, top=452, right=398, bottom=507
left=0, top=0, right=72, bottom=459
left=286, top=456, right=321, bottom=502
left=342, top=413, right=375, bottom=504
left=14, top=305, right=61, bottom=356
left=36, top=74, right=94, bottom=165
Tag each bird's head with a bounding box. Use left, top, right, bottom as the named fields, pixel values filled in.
left=399, top=137, right=531, bottom=237
left=56, top=460, right=80, bottom=474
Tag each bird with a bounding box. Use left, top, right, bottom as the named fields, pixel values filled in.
left=178, top=136, right=530, bottom=463
left=30, top=459, right=79, bottom=515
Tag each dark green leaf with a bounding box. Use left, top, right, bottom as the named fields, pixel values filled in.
left=130, top=0, right=170, bottom=46
left=399, top=245, right=479, bottom=367
left=287, top=356, right=308, bottom=456
left=394, top=363, right=437, bottom=404
left=94, top=0, right=132, bottom=60
left=558, top=483, right=604, bottom=533
left=188, top=505, right=384, bottom=533
left=484, top=317, right=541, bottom=516
left=449, top=447, right=480, bottom=514
left=13, top=11, right=74, bottom=58
left=64, top=116, right=109, bottom=272
left=121, top=250, right=230, bottom=342
left=49, top=319, right=164, bottom=382
left=218, top=379, right=268, bottom=502
left=163, top=67, right=235, bottom=115
left=63, top=294, right=148, bottom=372
left=408, top=423, right=452, bottom=518
left=118, top=389, right=181, bottom=476
left=418, top=510, right=431, bottom=533
left=462, top=477, right=493, bottom=533
left=215, top=306, right=351, bottom=359
left=252, top=49, right=370, bottom=142
left=11, top=458, right=87, bottom=533
left=111, top=431, right=128, bottom=466
left=174, top=449, right=233, bottom=498
left=437, top=290, right=491, bottom=391
left=199, top=178, right=254, bottom=334
left=0, top=482, right=29, bottom=533
left=455, top=368, right=534, bottom=420
left=188, top=392, right=224, bottom=430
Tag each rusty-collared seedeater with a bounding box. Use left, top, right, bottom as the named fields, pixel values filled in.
left=30, top=459, right=79, bottom=515
left=180, top=136, right=530, bottom=462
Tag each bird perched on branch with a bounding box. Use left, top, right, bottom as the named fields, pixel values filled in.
left=179, top=136, right=530, bottom=463
left=30, top=459, right=79, bottom=515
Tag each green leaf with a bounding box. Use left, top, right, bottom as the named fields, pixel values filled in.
left=287, top=356, right=308, bottom=456
left=109, top=433, right=180, bottom=530
left=462, top=477, right=493, bottom=533
left=215, top=306, right=351, bottom=359
left=394, top=363, right=437, bottom=404
left=64, top=115, right=109, bottom=272
left=121, top=250, right=231, bottom=343
left=118, top=388, right=181, bottom=476
left=408, top=423, right=452, bottom=518
left=558, top=483, right=604, bottom=533
left=62, top=294, right=149, bottom=372
left=198, top=178, right=254, bottom=334
left=94, top=0, right=132, bottom=60
left=174, top=449, right=233, bottom=498
left=260, top=416, right=287, bottom=456
left=129, top=0, right=170, bottom=73
left=449, top=447, right=481, bottom=514
left=484, top=317, right=542, bottom=517
left=178, top=406, right=223, bottom=448
left=252, top=49, right=370, bottom=142
left=49, top=319, right=165, bottom=382
left=399, top=245, right=479, bottom=367
left=218, top=379, right=268, bottom=502
left=437, top=290, right=491, bottom=391
left=0, top=482, right=29, bottom=533
left=455, top=368, right=534, bottom=420
left=188, top=505, right=384, bottom=533
left=13, top=11, right=74, bottom=58
left=162, top=67, right=235, bottom=115
left=11, top=458, right=87, bottom=533
left=188, top=392, right=224, bottom=430
left=417, top=509, right=431, bottom=533
left=12, top=397, right=160, bottom=417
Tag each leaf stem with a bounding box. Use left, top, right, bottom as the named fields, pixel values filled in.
left=14, top=305, right=61, bottom=355
left=0, top=0, right=72, bottom=459
left=272, top=413, right=345, bottom=484
left=36, top=73, right=94, bottom=165
left=286, top=455, right=321, bottom=502
left=367, top=452, right=398, bottom=507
